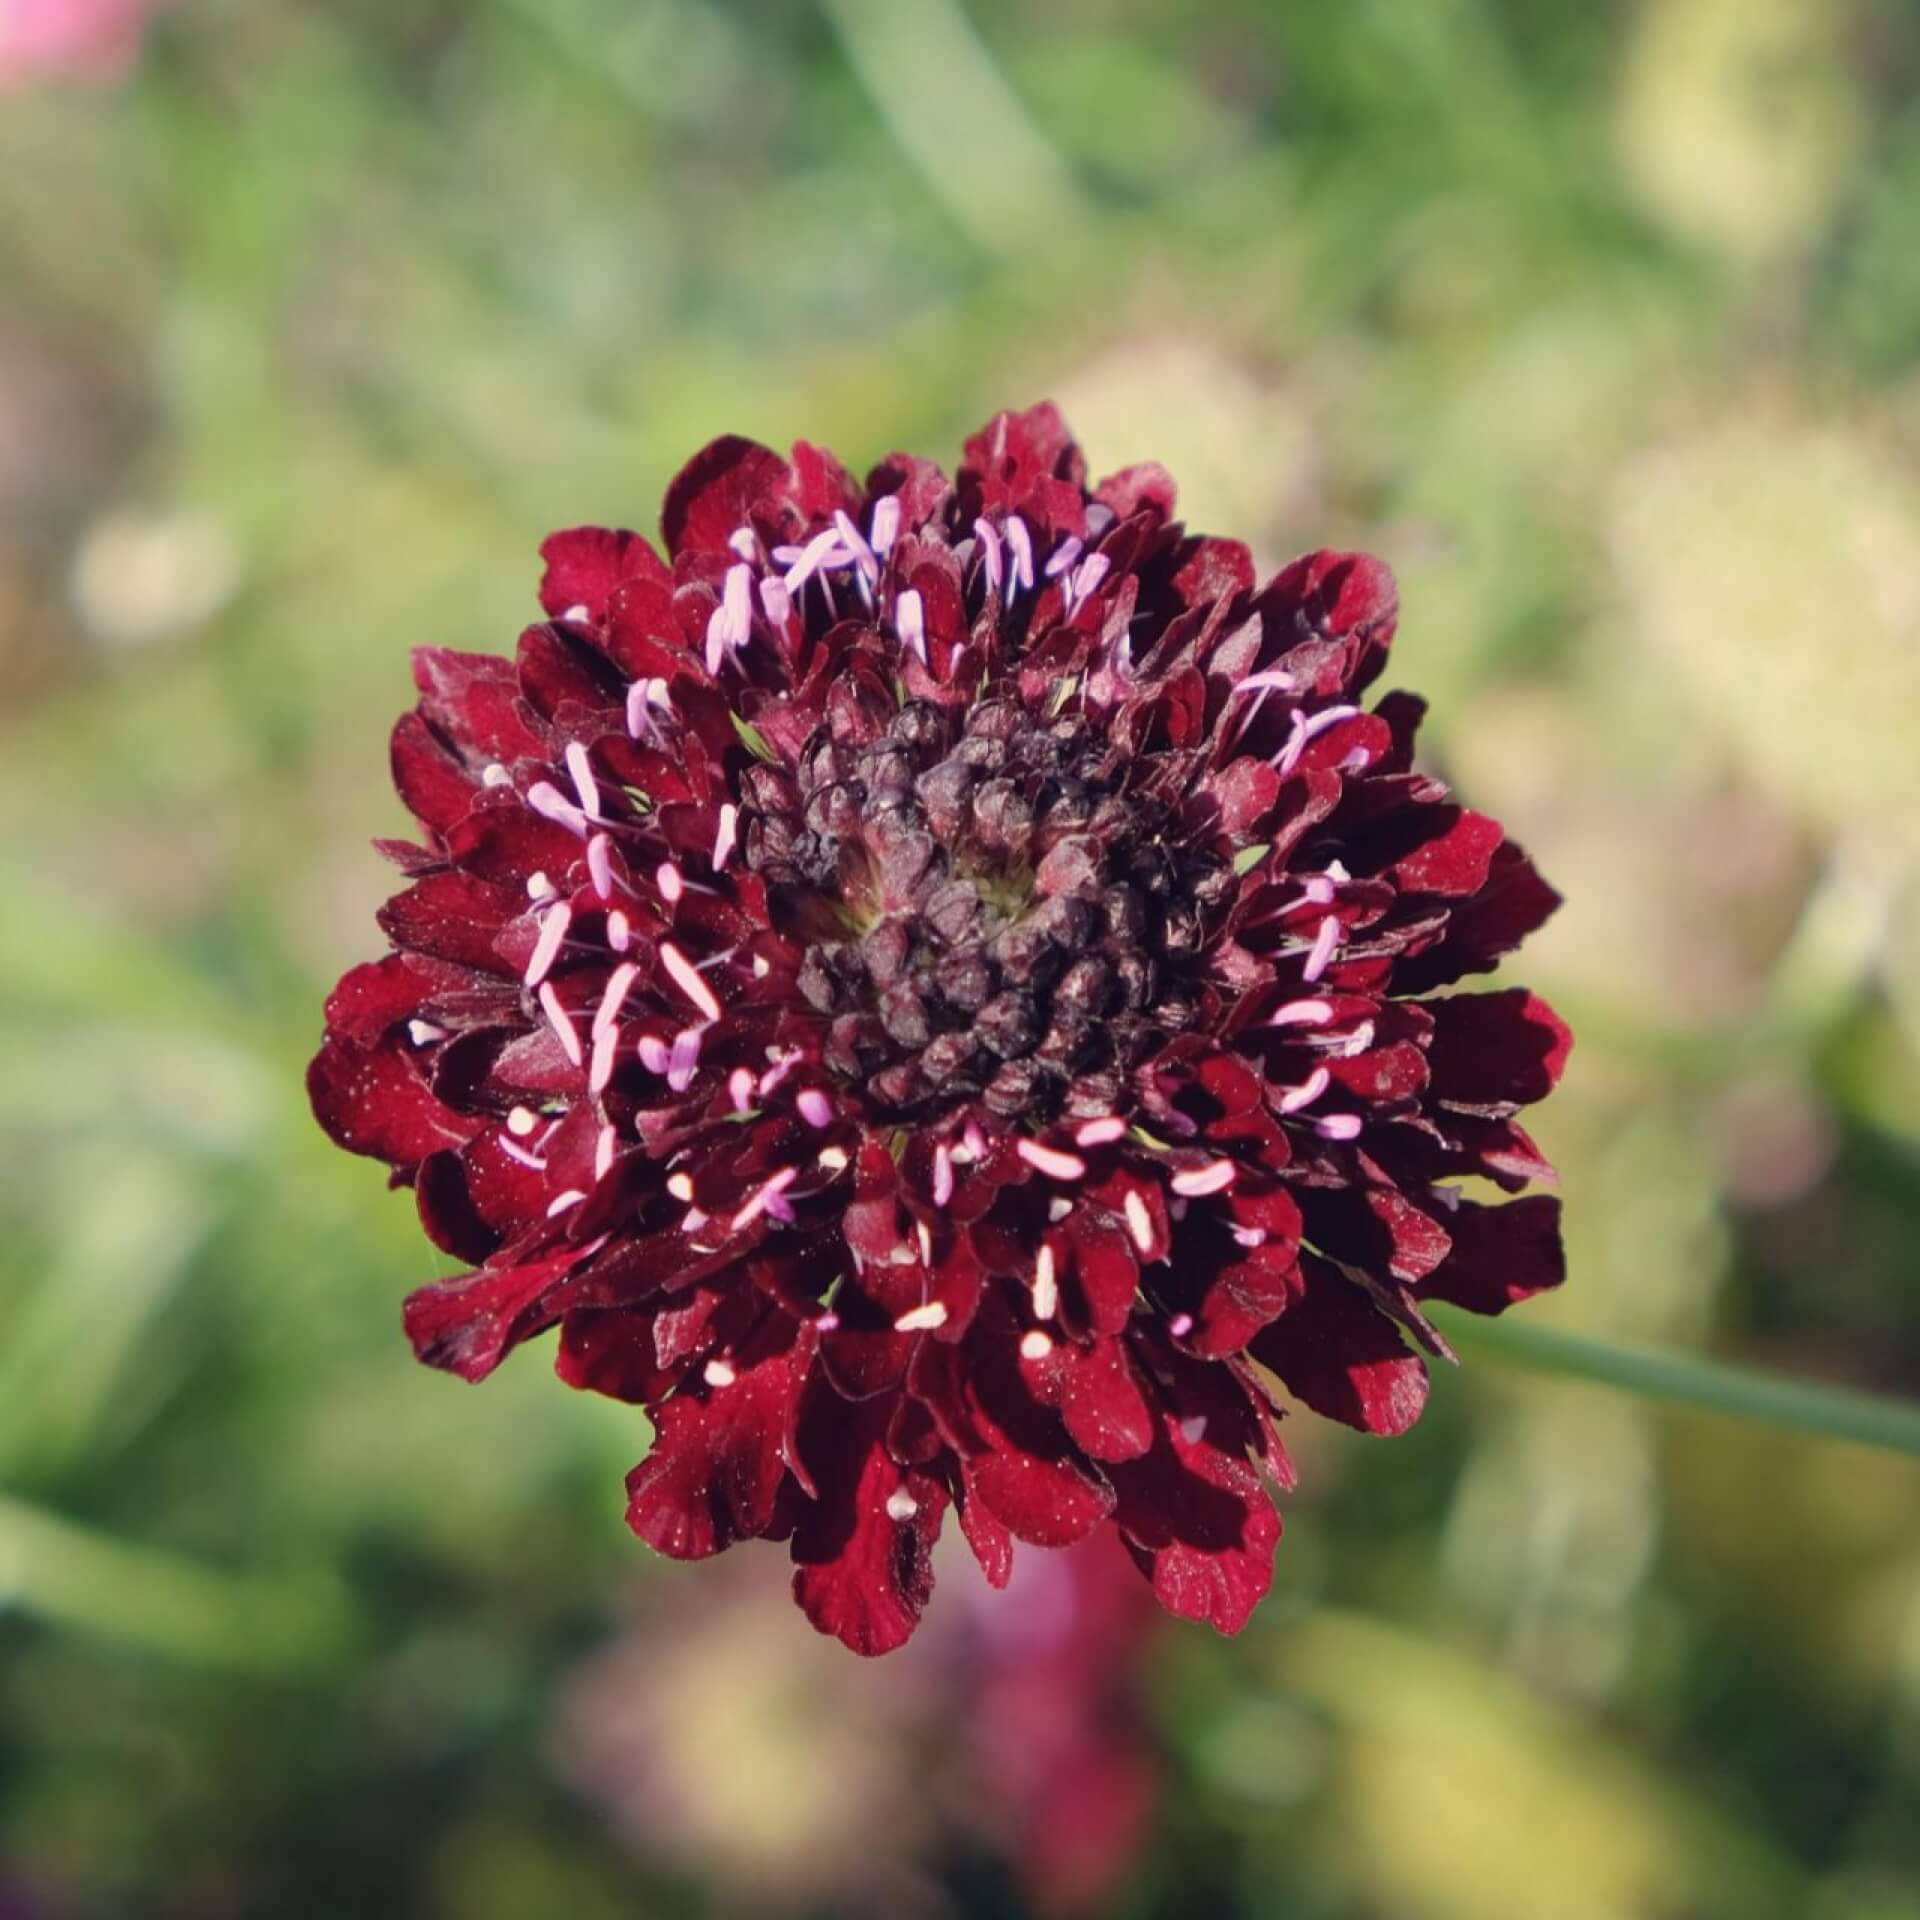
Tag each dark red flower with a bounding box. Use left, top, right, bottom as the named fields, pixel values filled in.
left=310, top=403, right=1570, bottom=1654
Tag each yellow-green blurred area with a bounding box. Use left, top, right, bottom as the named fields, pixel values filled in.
left=4, top=0, right=1920, bottom=1914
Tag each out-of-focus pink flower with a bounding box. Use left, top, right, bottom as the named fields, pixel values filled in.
left=0, top=0, right=169, bottom=89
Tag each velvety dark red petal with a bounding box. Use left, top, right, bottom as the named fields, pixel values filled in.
left=555, top=1307, right=675, bottom=1404
left=537, top=526, right=670, bottom=621
left=1057, top=1338, right=1156, bottom=1463
left=1256, top=549, right=1399, bottom=697
left=660, top=435, right=794, bottom=560
left=389, top=710, right=478, bottom=835
left=308, top=1030, right=473, bottom=1167
left=1417, top=1194, right=1564, bottom=1315
left=1425, top=987, right=1573, bottom=1112
left=322, top=955, right=437, bottom=1047
left=624, top=1314, right=816, bottom=1559
left=1108, top=1368, right=1280, bottom=1634
left=1389, top=807, right=1505, bottom=898
left=958, top=402, right=1088, bottom=538
left=1249, top=1255, right=1430, bottom=1436
left=788, top=1388, right=946, bottom=1655
left=411, top=647, right=547, bottom=765
left=376, top=871, right=522, bottom=974
left=403, top=1247, right=583, bottom=1382
left=1393, top=840, right=1563, bottom=992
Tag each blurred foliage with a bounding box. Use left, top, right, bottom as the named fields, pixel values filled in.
left=3, top=0, right=1920, bottom=1914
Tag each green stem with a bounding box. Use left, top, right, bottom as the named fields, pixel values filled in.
left=1433, top=1308, right=1920, bottom=1459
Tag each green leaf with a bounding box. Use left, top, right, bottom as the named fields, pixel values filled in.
left=729, top=713, right=778, bottom=763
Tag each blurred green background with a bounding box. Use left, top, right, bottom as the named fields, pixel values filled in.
left=5, top=0, right=1920, bottom=1914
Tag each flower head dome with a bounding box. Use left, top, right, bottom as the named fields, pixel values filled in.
left=310, top=403, right=1570, bottom=1653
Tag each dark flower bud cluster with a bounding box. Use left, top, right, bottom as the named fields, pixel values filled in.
left=310, top=403, right=1570, bottom=1653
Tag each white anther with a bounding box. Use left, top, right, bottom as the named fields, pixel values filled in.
left=527, top=870, right=556, bottom=902
left=565, top=741, right=600, bottom=820
left=1019, top=1330, right=1053, bottom=1361
left=894, top=588, right=926, bottom=663
left=1074, top=1116, right=1126, bottom=1147
left=732, top=1166, right=798, bottom=1233
left=527, top=782, right=589, bottom=838
left=869, top=494, right=900, bottom=557
left=885, top=1488, right=919, bottom=1522
left=1268, top=997, right=1335, bottom=1028
left=1172, top=1159, right=1236, bottom=1197
left=667, top=1172, right=695, bottom=1202
left=407, top=1019, right=446, bottom=1047
left=1124, top=1190, right=1154, bottom=1253
left=507, top=1105, right=539, bottom=1137
left=594, top=1125, right=617, bottom=1182
left=539, top=982, right=582, bottom=1066
left=932, top=1144, right=954, bottom=1207
left=660, top=941, right=722, bottom=1022
left=1302, top=915, right=1341, bottom=984
left=818, top=1145, right=849, bottom=1171
left=1279, top=1066, right=1331, bottom=1114
left=546, top=1189, right=586, bottom=1218
left=482, top=762, right=512, bottom=788
left=893, top=1301, right=948, bottom=1333
left=657, top=861, right=684, bottom=906
left=1032, top=1245, right=1059, bottom=1321
left=712, top=803, right=738, bottom=872
left=1017, top=1140, right=1086, bottom=1181
left=703, top=1358, right=736, bottom=1388
left=524, top=902, right=571, bottom=988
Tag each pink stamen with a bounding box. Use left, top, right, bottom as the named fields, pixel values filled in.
left=546, top=1189, right=585, bottom=1218
left=594, top=963, right=639, bottom=1038
left=589, top=1021, right=619, bottom=1096
left=538, top=982, right=582, bottom=1066
left=1301, top=874, right=1337, bottom=907
left=733, top=1166, right=798, bottom=1233
left=712, top=803, right=739, bottom=872
left=1172, top=1159, right=1236, bottom=1197
left=758, top=1048, right=801, bottom=1096
left=1004, top=515, right=1034, bottom=592
left=1017, top=1140, right=1086, bottom=1181
left=565, top=741, right=600, bottom=819
left=727, top=526, right=758, bottom=562
left=1168, top=1313, right=1194, bottom=1337
left=498, top=1136, right=547, bottom=1172
left=729, top=1067, right=756, bottom=1113
left=637, top=1033, right=672, bottom=1074
left=757, top=576, right=791, bottom=627
left=1067, top=551, right=1110, bottom=613
left=657, top=861, right=684, bottom=907
left=607, top=909, right=631, bottom=954
left=1231, top=1225, right=1268, bottom=1248
left=587, top=833, right=614, bottom=901
left=1274, top=703, right=1362, bottom=777
left=833, top=509, right=877, bottom=580
left=814, top=1311, right=841, bottom=1333
left=894, top=588, right=926, bottom=663
left=594, top=1124, right=617, bottom=1181
left=667, top=1026, right=705, bottom=1093
left=1317, top=1113, right=1363, bottom=1141
left=1302, top=914, right=1341, bottom=984
left=1044, top=535, right=1083, bottom=579
left=660, top=941, right=722, bottom=1022
left=1279, top=1066, right=1332, bottom=1114
left=781, top=526, right=844, bottom=595
left=524, top=903, right=571, bottom=988
left=932, top=1143, right=954, bottom=1207
left=723, top=562, right=752, bottom=640
left=1074, top=1116, right=1127, bottom=1147
left=527, top=781, right=589, bottom=838
left=972, top=516, right=1003, bottom=593
left=796, top=1088, right=833, bottom=1129
left=869, top=494, right=901, bottom=557
left=1268, top=997, right=1336, bottom=1028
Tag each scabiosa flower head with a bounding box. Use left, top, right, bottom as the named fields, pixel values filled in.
left=310, top=404, right=1570, bottom=1654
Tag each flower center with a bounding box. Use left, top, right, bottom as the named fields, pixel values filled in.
left=740, top=690, right=1231, bottom=1122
